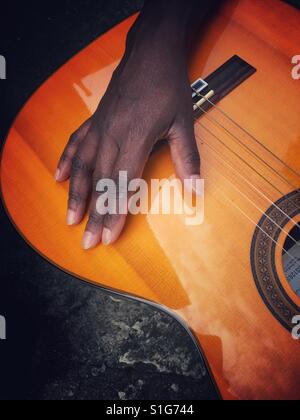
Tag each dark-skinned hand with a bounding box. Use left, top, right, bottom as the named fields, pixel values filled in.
left=55, top=1, right=208, bottom=249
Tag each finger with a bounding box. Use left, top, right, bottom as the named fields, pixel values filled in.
left=55, top=118, right=92, bottom=182
left=82, top=140, right=120, bottom=250
left=67, top=131, right=98, bottom=226
left=169, top=123, right=202, bottom=194
left=101, top=144, right=151, bottom=246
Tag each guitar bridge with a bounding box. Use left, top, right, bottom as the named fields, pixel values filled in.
left=192, top=55, right=256, bottom=116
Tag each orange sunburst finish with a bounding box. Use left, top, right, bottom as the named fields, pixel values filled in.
left=1, top=0, right=300, bottom=400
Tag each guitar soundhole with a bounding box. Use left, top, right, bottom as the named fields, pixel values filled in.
left=251, top=190, right=300, bottom=332
left=282, top=225, right=300, bottom=298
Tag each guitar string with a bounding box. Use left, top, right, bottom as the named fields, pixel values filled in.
left=200, top=156, right=300, bottom=265
left=193, top=116, right=300, bottom=256
left=192, top=91, right=300, bottom=225
left=195, top=102, right=300, bottom=192
left=198, top=122, right=299, bottom=230
left=199, top=139, right=300, bottom=248
left=198, top=149, right=300, bottom=258
left=192, top=89, right=300, bottom=180
left=203, top=171, right=300, bottom=266
left=192, top=94, right=300, bottom=219
left=192, top=87, right=300, bottom=217
left=202, top=139, right=296, bottom=223
left=192, top=100, right=300, bottom=226
left=191, top=104, right=300, bottom=258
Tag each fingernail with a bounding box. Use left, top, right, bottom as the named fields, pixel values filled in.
left=102, top=228, right=112, bottom=246
left=55, top=169, right=61, bottom=182
left=82, top=232, right=97, bottom=250
left=187, top=175, right=203, bottom=196
left=67, top=209, right=77, bottom=226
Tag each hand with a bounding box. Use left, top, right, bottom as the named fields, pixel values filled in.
left=55, top=6, right=201, bottom=249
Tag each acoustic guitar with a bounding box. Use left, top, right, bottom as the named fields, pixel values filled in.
left=1, top=0, right=300, bottom=400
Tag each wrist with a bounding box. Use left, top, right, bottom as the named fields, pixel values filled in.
left=128, top=1, right=195, bottom=55
left=126, top=0, right=219, bottom=61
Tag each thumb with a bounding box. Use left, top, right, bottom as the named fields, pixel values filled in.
left=168, top=124, right=202, bottom=193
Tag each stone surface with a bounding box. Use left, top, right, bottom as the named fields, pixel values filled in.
left=0, top=237, right=217, bottom=400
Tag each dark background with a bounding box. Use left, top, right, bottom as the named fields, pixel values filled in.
left=0, top=0, right=299, bottom=401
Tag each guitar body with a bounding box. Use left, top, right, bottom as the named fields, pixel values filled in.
left=1, top=0, right=300, bottom=400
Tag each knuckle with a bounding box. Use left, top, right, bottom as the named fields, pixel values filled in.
left=68, top=190, right=83, bottom=206
left=68, top=131, right=79, bottom=146
left=99, top=112, right=114, bottom=133
left=71, top=154, right=89, bottom=176
left=88, top=211, right=104, bottom=227
left=184, top=150, right=201, bottom=167
left=104, top=214, right=121, bottom=229
left=92, top=173, right=105, bottom=191
left=60, top=151, right=70, bottom=163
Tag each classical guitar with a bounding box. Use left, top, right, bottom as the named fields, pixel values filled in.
left=1, top=0, right=300, bottom=400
